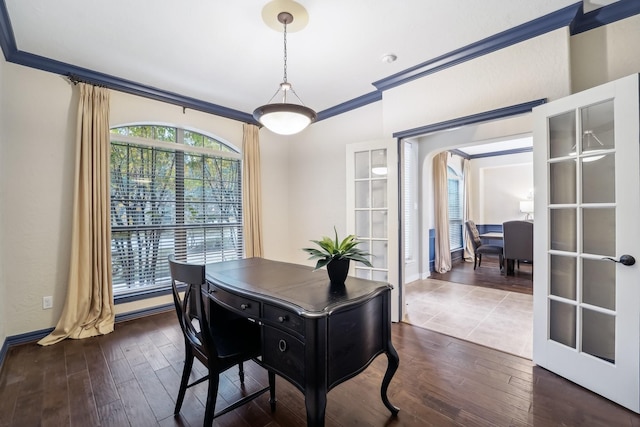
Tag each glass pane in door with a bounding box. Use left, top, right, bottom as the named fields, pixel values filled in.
left=581, top=100, right=614, bottom=153
left=550, top=300, right=576, bottom=348
left=582, top=154, right=614, bottom=204
left=355, top=181, right=369, bottom=208
left=549, top=111, right=577, bottom=158
left=583, top=258, right=615, bottom=310
left=550, top=254, right=576, bottom=300
left=550, top=208, right=576, bottom=252
left=582, top=308, right=615, bottom=363
left=550, top=161, right=576, bottom=204
left=355, top=151, right=370, bottom=179
left=583, top=208, right=615, bottom=256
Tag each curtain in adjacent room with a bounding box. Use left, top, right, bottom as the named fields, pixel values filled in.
left=39, top=83, right=114, bottom=346
left=462, top=158, right=474, bottom=261
left=433, top=151, right=452, bottom=273
left=242, top=123, right=263, bottom=258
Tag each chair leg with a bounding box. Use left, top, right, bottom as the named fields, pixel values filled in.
left=268, top=370, right=277, bottom=412
left=478, top=254, right=482, bottom=268
left=174, top=346, right=194, bottom=415
left=204, top=372, right=220, bottom=427
left=238, top=361, right=245, bottom=384
left=473, top=254, right=478, bottom=270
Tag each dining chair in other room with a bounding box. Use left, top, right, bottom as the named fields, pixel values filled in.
left=168, top=255, right=275, bottom=426
left=465, top=220, right=504, bottom=270
left=502, top=220, right=533, bottom=276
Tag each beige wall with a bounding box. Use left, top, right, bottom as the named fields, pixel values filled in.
left=471, top=153, right=533, bottom=224
left=278, top=102, right=385, bottom=266
left=0, top=54, right=6, bottom=344
left=382, top=28, right=572, bottom=135
left=2, top=16, right=640, bottom=338
left=571, top=15, right=640, bottom=93
left=1, top=64, right=76, bottom=336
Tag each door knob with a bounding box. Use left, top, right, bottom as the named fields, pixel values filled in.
left=603, top=255, right=636, bottom=266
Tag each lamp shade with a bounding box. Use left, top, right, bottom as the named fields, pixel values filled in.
left=519, top=200, right=534, bottom=213
left=253, top=103, right=317, bottom=135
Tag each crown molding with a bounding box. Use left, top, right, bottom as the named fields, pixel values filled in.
left=0, top=1, right=638, bottom=123
left=571, top=0, right=640, bottom=34
left=373, top=3, right=582, bottom=93
left=393, top=99, right=546, bottom=140
left=316, top=91, right=382, bottom=121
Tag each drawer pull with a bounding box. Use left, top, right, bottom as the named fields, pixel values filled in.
left=240, top=303, right=250, bottom=310
left=277, top=315, right=289, bottom=323
left=278, top=339, right=287, bottom=352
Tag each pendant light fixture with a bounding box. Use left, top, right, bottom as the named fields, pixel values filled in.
left=253, top=9, right=316, bottom=135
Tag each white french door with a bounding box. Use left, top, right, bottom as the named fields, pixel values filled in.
left=346, top=140, right=400, bottom=322
left=532, top=74, right=640, bottom=412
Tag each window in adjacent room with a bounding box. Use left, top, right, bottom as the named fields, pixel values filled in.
left=110, top=125, right=243, bottom=298
left=448, top=166, right=464, bottom=251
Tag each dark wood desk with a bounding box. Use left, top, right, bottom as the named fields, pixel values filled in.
left=204, top=257, right=399, bottom=427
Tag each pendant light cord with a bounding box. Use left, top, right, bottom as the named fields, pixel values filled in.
left=283, top=19, right=288, bottom=84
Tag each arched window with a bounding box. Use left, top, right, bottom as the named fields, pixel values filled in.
left=110, top=125, right=242, bottom=297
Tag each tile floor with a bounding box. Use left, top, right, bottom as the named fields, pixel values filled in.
left=403, top=278, right=533, bottom=359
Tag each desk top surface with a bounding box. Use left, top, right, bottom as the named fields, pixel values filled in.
left=206, top=257, right=391, bottom=317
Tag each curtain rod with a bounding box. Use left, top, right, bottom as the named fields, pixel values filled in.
left=67, top=73, right=107, bottom=88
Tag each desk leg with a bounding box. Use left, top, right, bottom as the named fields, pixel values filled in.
left=305, top=388, right=327, bottom=427
left=381, top=345, right=400, bottom=415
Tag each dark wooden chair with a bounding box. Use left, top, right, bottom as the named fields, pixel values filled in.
left=465, top=220, right=503, bottom=270
left=168, top=255, right=275, bottom=426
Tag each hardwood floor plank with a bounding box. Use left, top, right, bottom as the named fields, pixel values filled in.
left=97, top=400, right=130, bottom=427
left=430, top=259, right=533, bottom=295
left=131, top=360, right=176, bottom=421
left=0, top=380, right=18, bottom=426
left=2, top=311, right=639, bottom=426
left=67, top=370, right=100, bottom=427
left=83, top=338, right=120, bottom=407
left=116, top=378, right=159, bottom=426
left=107, top=355, right=136, bottom=385
left=139, top=340, right=171, bottom=371
left=42, top=353, right=70, bottom=427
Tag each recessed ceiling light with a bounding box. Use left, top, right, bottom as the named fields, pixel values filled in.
left=381, top=53, right=397, bottom=63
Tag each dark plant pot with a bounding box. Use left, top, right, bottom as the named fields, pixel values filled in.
left=327, top=258, right=350, bottom=284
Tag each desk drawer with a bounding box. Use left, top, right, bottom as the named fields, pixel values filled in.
left=207, top=284, right=260, bottom=318
left=263, top=326, right=305, bottom=389
left=263, top=304, right=305, bottom=336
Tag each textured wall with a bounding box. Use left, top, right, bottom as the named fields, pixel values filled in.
left=0, top=54, right=6, bottom=344
left=571, top=15, right=640, bottom=93
left=382, top=28, right=572, bottom=135
left=1, top=64, right=75, bottom=336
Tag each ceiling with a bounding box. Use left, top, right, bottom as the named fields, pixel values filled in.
left=4, top=0, right=587, bottom=119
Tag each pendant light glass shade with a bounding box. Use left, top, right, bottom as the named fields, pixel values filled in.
left=253, top=103, right=316, bottom=135
left=253, top=10, right=316, bottom=135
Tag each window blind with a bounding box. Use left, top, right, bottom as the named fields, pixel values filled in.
left=110, top=126, right=243, bottom=296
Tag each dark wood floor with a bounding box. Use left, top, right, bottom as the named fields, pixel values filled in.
left=430, top=257, right=533, bottom=295
left=1, top=310, right=638, bottom=426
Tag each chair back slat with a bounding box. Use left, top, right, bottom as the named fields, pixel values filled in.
left=168, top=255, right=217, bottom=359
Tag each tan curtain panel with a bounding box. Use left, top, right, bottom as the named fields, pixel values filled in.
left=462, top=158, right=474, bottom=261
left=39, top=83, right=114, bottom=346
left=433, top=151, right=452, bottom=273
left=242, top=123, right=263, bottom=258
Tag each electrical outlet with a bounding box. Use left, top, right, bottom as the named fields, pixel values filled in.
left=42, top=296, right=53, bottom=309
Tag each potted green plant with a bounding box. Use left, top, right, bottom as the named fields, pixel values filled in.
left=302, top=227, right=373, bottom=284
